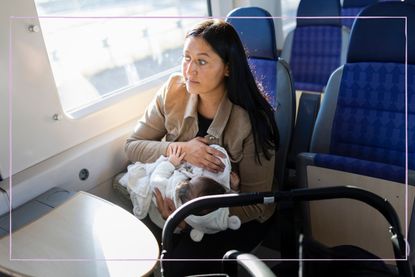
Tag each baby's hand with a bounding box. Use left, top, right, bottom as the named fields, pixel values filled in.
left=230, top=171, right=240, bottom=192
left=168, top=145, right=186, bottom=167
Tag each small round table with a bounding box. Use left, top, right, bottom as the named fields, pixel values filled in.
left=0, top=191, right=159, bottom=277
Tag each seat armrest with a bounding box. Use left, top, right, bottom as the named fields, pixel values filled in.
left=296, top=152, right=317, bottom=189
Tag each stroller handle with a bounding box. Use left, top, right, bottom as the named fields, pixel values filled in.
left=160, top=186, right=410, bottom=276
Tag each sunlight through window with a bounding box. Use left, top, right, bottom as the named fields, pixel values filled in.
left=34, top=0, right=208, bottom=114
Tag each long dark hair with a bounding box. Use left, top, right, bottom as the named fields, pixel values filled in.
left=186, top=19, right=279, bottom=163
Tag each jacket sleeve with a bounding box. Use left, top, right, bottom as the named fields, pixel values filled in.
left=125, top=81, right=171, bottom=163
left=229, top=133, right=276, bottom=223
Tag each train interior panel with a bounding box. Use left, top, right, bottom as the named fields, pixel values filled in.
left=0, top=0, right=414, bottom=276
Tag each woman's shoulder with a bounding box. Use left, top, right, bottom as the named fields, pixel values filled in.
left=222, top=104, right=252, bottom=163
left=168, top=72, right=185, bottom=85
left=228, top=104, right=251, bottom=135
left=163, top=73, right=186, bottom=97
left=161, top=73, right=189, bottom=112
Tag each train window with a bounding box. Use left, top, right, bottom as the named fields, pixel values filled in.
left=281, top=0, right=300, bottom=37
left=33, top=0, right=208, bottom=115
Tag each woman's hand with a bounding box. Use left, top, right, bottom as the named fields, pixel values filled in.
left=153, top=188, right=186, bottom=229
left=230, top=171, right=240, bottom=192
left=168, top=137, right=226, bottom=173
left=153, top=187, right=176, bottom=219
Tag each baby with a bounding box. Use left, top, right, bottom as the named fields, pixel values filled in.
left=119, top=144, right=240, bottom=241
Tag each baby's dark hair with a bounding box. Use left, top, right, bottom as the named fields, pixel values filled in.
left=195, top=176, right=227, bottom=196
left=178, top=176, right=227, bottom=205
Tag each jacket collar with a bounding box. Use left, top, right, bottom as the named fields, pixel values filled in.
left=208, top=94, right=233, bottom=138
left=183, top=92, right=233, bottom=139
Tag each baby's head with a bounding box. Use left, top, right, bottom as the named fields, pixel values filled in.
left=177, top=176, right=227, bottom=214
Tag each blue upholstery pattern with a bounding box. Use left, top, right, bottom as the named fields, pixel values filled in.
left=326, top=63, right=415, bottom=182
left=226, top=7, right=278, bottom=108
left=226, top=7, right=277, bottom=60
left=297, top=2, right=415, bottom=269
left=314, top=153, right=406, bottom=183
left=248, top=59, right=277, bottom=108
left=290, top=26, right=342, bottom=92
left=227, top=7, right=296, bottom=188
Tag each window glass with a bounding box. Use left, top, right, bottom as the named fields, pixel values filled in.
left=280, top=0, right=300, bottom=37
left=34, top=0, right=208, bottom=113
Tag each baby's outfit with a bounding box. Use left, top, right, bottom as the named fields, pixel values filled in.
left=119, top=145, right=241, bottom=241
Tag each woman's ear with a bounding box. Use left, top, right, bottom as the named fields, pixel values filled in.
left=224, top=64, right=230, bottom=77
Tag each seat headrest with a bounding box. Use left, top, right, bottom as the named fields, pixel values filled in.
left=342, top=0, right=377, bottom=9
left=347, top=1, right=415, bottom=64
left=226, top=7, right=278, bottom=60
left=297, top=0, right=341, bottom=27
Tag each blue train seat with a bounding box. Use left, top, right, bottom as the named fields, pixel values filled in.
left=341, top=0, right=378, bottom=29
left=281, top=0, right=350, bottom=171
left=226, top=7, right=295, bottom=189
left=281, top=0, right=349, bottom=93
left=296, top=0, right=415, bottom=263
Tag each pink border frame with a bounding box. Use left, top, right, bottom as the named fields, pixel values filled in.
left=7, top=14, right=410, bottom=264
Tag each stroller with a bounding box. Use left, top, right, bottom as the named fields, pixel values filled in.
left=160, top=186, right=413, bottom=277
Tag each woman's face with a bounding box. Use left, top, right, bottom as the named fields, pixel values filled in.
left=182, top=36, right=229, bottom=97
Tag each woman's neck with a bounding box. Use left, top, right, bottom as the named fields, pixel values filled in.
left=197, top=90, right=225, bottom=119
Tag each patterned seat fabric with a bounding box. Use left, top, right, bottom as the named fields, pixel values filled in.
left=315, top=63, right=415, bottom=183
left=226, top=6, right=296, bottom=188
left=247, top=59, right=277, bottom=108
left=290, top=26, right=342, bottom=92
left=313, top=0, right=415, bottom=182
left=287, top=0, right=345, bottom=93
left=315, top=154, right=407, bottom=184
left=226, top=7, right=278, bottom=108
left=294, top=2, right=415, bottom=270
left=283, top=0, right=349, bottom=169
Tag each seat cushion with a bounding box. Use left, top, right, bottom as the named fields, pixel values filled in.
left=314, top=153, right=406, bottom=183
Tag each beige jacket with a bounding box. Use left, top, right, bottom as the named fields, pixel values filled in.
left=125, top=73, right=275, bottom=223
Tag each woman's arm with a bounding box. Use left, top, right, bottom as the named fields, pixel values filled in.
left=125, top=84, right=171, bottom=163
left=125, top=74, right=225, bottom=171
left=229, top=133, right=276, bottom=223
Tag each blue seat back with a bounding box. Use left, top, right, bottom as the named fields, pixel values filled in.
left=297, top=1, right=415, bottom=263
left=290, top=25, right=342, bottom=92
left=226, top=7, right=278, bottom=108
left=226, top=7, right=296, bottom=189
left=341, top=0, right=378, bottom=29
left=288, top=0, right=345, bottom=92
left=283, top=0, right=349, bottom=170
left=311, top=1, right=415, bottom=183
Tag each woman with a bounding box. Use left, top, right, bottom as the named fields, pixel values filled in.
left=125, top=19, right=279, bottom=275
